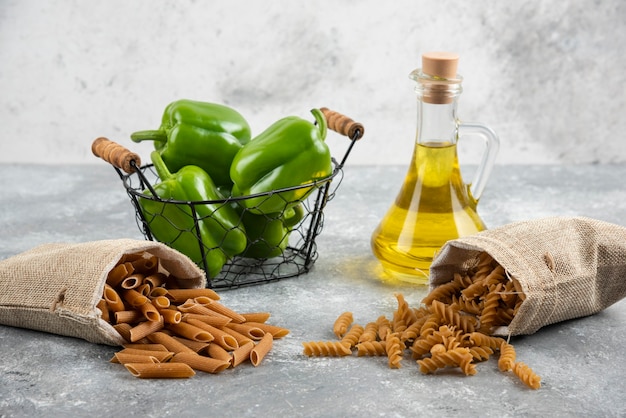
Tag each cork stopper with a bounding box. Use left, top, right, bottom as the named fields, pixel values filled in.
left=422, top=52, right=459, bottom=79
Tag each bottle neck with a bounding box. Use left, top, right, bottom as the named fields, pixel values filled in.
left=410, top=68, right=463, bottom=146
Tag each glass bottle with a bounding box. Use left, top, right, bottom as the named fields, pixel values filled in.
left=371, top=52, right=499, bottom=284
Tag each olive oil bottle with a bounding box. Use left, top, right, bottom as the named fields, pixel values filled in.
left=371, top=52, right=499, bottom=284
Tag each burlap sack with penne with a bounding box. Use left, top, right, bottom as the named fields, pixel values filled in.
left=429, top=216, right=626, bottom=336
left=0, top=239, right=205, bottom=346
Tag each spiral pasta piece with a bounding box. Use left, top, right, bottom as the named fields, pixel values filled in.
left=498, top=342, right=516, bottom=371
left=430, top=300, right=476, bottom=333
left=513, top=361, right=541, bottom=389
left=358, top=322, right=379, bottom=343
left=340, top=324, right=365, bottom=348
left=356, top=341, right=387, bottom=356
left=467, top=332, right=505, bottom=349
left=417, top=347, right=476, bottom=376
left=333, top=312, right=353, bottom=338
left=385, top=332, right=403, bottom=369
left=302, top=341, right=352, bottom=357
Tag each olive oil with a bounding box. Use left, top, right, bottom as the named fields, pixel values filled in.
left=370, top=51, right=499, bottom=284
left=371, top=141, right=485, bottom=283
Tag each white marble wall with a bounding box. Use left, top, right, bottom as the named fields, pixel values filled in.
left=1, top=0, right=624, bottom=166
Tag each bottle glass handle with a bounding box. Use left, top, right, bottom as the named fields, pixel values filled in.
left=458, top=122, right=500, bottom=201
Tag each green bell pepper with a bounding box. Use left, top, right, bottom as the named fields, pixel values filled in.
left=240, top=204, right=305, bottom=258
left=139, top=151, right=247, bottom=277
left=230, top=108, right=332, bottom=214
left=131, top=99, right=251, bottom=187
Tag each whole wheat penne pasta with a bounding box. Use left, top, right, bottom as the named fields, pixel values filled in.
left=124, top=362, right=195, bottom=379
left=129, top=317, right=164, bottom=342
left=245, top=322, right=290, bottom=338
left=172, top=336, right=211, bottom=353
left=116, top=348, right=174, bottom=362
left=120, top=274, right=144, bottom=290
left=136, top=283, right=152, bottom=297
left=110, top=352, right=159, bottom=364
left=178, top=301, right=233, bottom=325
left=171, top=352, right=230, bottom=374
left=147, top=331, right=196, bottom=354
left=114, top=310, right=143, bottom=324
left=221, top=326, right=254, bottom=346
left=103, top=284, right=126, bottom=312
left=123, top=343, right=169, bottom=352
left=113, top=323, right=132, bottom=341
left=96, top=299, right=110, bottom=323
left=250, top=333, right=274, bottom=367
left=139, top=300, right=161, bottom=322
left=159, top=308, right=182, bottom=324
left=186, top=318, right=238, bottom=350
left=207, top=343, right=232, bottom=364
left=231, top=341, right=255, bottom=367
left=241, top=312, right=271, bottom=323
left=167, top=288, right=220, bottom=303
left=167, top=322, right=214, bottom=342
left=196, top=299, right=246, bottom=323
left=122, top=289, right=149, bottom=308
left=149, top=287, right=171, bottom=299
left=181, top=313, right=231, bottom=328
left=143, top=273, right=165, bottom=288
left=151, top=295, right=171, bottom=310
left=131, top=253, right=158, bottom=274
left=106, top=263, right=131, bottom=287
left=225, top=323, right=265, bottom=340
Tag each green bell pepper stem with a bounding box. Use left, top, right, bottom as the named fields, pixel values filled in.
left=130, top=129, right=167, bottom=146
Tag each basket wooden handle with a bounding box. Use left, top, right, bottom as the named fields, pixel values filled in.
left=320, top=108, right=364, bottom=140
left=91, top=137, right=141, bottom=173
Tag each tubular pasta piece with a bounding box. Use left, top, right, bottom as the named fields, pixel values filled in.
left=106, top=263, right=131, bottom=287
left=151, top=295, right=171, bottom=310
left=120, top=274, right=144, bottom=290
left=147, top=331, right=196, bottom=354
left=181, top=313, right=231, bottom=328
left=171, top=352, right=230, bottom=374
left=129, top=317, right=164, bottom=342
left=225, top=323, right=265, bottom=340
left=103, top=284, right=126, bottom=312
left=172, top=336, right=211, bottom=353
left=250, top=333, right=274, bottom=366
left=130, top=253, right=158, bottom=274
left=166, top=288, right=220, bottom=303
left=195, top=298, right=246, bottom=324
left=356, top=341, right=386, bottom=356
left=302, top=341, right=352, bottom=357
left=333, top=312, right=353, bottom=338
left=124, top=362, right=195, bottom=379
left=221, top=326, right=254, bottom=346
left=167, top=322, right=214, bottom=343
left=143, top=273, right=165, bottom=288
left=123, top=343, right=169, bottom=351
left=116, top=348, right=174, bottom=362
left=111, top=352, right=159, bottom=364
left=241, top=312, right=271, bottom=323
left=231, top=342, right=255, bottom=367
left=245, top=322, right=289, bottom=338
left=159, top=309, right=182, bottom=324
left=114, top=310, right=143, bottom=324
left=177, top=300, right=231, bottom=321
left=185, top=318, right=238, bottom=350
left=122, top=289, right=149, bottom=308
left=207, top=343, right=233, bottom=364
left=97, top=299, right=110, bottom=323
left=139, top=300, right=161, bottom=322
left=113, top=323, right=132, bottom=342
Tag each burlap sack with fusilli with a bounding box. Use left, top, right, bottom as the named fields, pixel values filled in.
left=0, top=239, right=206, bottom=346
left=429, top=216, right=626, bottom=336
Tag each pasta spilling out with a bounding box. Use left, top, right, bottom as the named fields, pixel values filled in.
left=301, top=252, right=541, bottom=390
left=99, top=251, right=289, bottom=379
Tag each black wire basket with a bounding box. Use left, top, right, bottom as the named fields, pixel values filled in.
left=93, top=108, right=364, bottom=289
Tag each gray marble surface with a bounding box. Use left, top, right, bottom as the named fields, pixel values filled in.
left=1, top=163, right=625, bottom=417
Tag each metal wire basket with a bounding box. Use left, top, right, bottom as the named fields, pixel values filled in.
left=93, top=108, right=364, bottom=289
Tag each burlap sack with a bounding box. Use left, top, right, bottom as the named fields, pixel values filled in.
left=429, top=216, right=626, bottom=336
left=0, top=239, right=206, bottom=346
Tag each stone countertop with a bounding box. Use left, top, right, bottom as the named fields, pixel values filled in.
left=1, top=163, right=625, bottom=417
